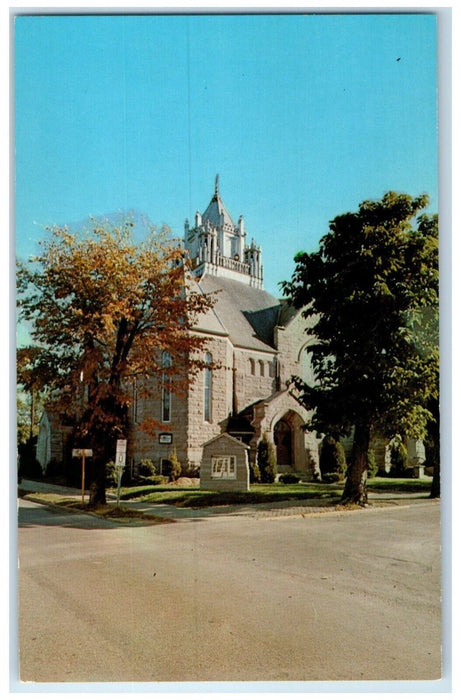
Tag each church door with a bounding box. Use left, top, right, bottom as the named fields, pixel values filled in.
left=274, top=419, right=292, bottom=466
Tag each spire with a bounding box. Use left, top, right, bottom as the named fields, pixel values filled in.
left=214, top=173, right=219, bottom=196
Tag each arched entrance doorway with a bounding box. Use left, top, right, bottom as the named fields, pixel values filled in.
left=274, top=418, right=292, bottom=467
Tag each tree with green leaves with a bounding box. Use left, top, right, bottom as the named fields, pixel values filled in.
left=17, top=217, right=216, bottom=505
left=282, top=192, right=439, bottom=505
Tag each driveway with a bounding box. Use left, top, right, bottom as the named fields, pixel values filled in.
left=16, top=496, right=441, bottom=685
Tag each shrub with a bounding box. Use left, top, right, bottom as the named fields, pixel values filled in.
left=278, top=473, right=300, bottom=484
left=367, top=449, right=378, bottom=477
left=319, top=435, right=347, bottom=481
left=136, top=475, right=168, bottom=486
left=249, top=461, right=261, bottom=484
left=106, top=460, right=132, bottom=488
left=182, top=463, right=200, bottom=478
left=168, top=448, right=182, bottom=482
left=388, top=436, right=408, bottom=476
left=257, top=435, right=277, bottom=484
left=106, top=461, right=117, bottom=487
left=137, top=458, right=156, bottom=477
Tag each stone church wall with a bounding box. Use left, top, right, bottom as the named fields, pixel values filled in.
left=126, top=335, right=233, bottom=472
left=233, top=348, right=277, bottom=414
left=275, top=311, right=315, bottom=387
left=185, top=335, right=234, bottom=467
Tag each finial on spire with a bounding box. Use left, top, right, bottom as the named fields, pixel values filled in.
left=214, top=173, right=219, bottom=196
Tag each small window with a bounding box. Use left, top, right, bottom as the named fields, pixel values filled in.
left=268, top=361, right=274, bottom=378
left=211, top=455, right=237, bottom=479
left=249, top=358, right=255, bottom=376
left=258, top=360, right=265, bottom=377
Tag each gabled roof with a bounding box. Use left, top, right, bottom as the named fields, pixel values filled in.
left=187, top=272, right=229, bottom=337
left=197, top=274, right=281, bottom=352
left=202, top=432, right=249, bottom=449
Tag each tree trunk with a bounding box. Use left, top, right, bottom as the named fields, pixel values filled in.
left=341, top=423, right=370, bottom=506
left=88, top=457, right=107, bottom=506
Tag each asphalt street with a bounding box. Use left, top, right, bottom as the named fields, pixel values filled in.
left=17, top=497, right=441, bottom=683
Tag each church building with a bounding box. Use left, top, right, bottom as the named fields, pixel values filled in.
left=126, top=176, right=321, bottom=478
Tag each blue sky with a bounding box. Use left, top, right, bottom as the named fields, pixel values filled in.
left=15, top=12, right=438, bottom=299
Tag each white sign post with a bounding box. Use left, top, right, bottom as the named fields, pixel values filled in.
left=115, top=439, right=127, bottom=507
left=72, top=449, right=93, bottom=504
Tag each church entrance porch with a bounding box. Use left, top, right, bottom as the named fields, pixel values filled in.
left=248, top=392, right=321, bottom=479
left=272, top=410, right=307, bottom=473
left=273, top=418, right=292, bottom=468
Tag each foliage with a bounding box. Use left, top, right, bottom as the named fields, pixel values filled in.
left=182, top=463, right=200, bottom=479
left=249, top=461, right=261, bottom=484
left=257, top=434, right=277, bottom=484
left=319, top=435, right=347, bottom=480
left=106, top=460, right=121, bottom=487
left=367, top=449, right=378, bottom=478
left=16, top=217, right=216, bottom=504
left=136, top=475, right=169, bottom=486
left=282, top=192, right=438, bottom=504
left=278, top=473, right=301, bottom=484
left=388, top=435, right=408, bottom=476
left=137, top=458, right=156, bottom=477
left=167, top=448, right=182, bottom=482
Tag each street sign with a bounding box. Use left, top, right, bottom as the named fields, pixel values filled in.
left=115, top=439, right=127, bottom=467
left=115, top=439, right=127, bottom=507
left=159, top=433, right=173, bottom=444
left=71, top=448, right=93, bottom=504
left=72, top=449, right=93, bottom=458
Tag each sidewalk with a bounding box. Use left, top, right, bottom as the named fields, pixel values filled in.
left=18, top=478, right=433, bottom=521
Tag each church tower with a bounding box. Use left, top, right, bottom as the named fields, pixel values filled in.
left=183, top=175, right=264, bottom=289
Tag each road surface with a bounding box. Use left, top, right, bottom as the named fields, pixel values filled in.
left=17, top=498, right=441, bottom=683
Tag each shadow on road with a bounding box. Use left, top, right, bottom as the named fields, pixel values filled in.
left=17, top=501, right=178, bottom=530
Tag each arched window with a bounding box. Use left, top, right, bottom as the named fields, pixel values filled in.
left=248, top=358, right=255, bottom=376
left=204, top=352, right=213, bottom=422
left=162, top=351, right=172, bottom=422
left=258, top=360, right=265, bottom=377
left=268, top=360, right=275, bottom=378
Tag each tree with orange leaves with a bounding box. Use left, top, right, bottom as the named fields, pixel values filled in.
left=17, top=217, right=216, bottom=504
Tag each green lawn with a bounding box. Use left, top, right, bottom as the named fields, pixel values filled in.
left=112, top=477, right=432, bottom=508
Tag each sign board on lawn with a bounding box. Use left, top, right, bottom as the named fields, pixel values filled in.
left=72, top=449, right=93, bottom=457
left=115, top=439, right=127, bottom=466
